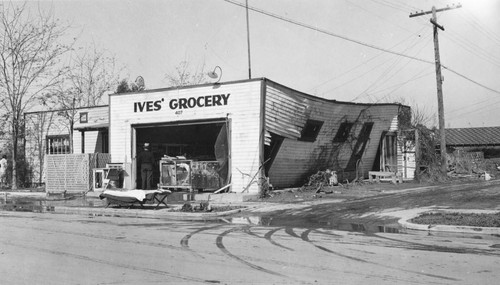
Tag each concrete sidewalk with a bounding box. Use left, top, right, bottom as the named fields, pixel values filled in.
left=376, top=207, right=500, bottom=235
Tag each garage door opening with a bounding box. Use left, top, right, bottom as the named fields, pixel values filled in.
left=134, top=120, right=229, bottom=191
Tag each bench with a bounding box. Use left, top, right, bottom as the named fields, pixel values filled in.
left=368, top=171, right=402, bottom=184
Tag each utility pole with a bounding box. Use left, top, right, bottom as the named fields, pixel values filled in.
left=410, top=4, right=461, bottom=175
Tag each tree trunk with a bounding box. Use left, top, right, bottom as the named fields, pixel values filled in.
left=38, top=140, right=44, bottom=185
left=11, top=124, right=18, bottom=190
left=70, top=120, right=74, bottom=153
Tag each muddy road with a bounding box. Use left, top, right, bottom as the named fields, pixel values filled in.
left=1, top=181, right=500, bottom=284
left=244, top=181, right=500, bottom=230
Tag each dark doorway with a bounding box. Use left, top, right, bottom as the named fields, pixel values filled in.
left=134, top=120, right=228, bottom=190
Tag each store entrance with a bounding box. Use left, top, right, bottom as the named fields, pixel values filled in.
left=134, top=120, right=229, bottom=191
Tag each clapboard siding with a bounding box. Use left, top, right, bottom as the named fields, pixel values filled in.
left=24, top=106, right=108, bottom=184
left=265, top=81, right=406, bottom=188
left=73, top=106, right=109, bottom=129
left=109, top=81, right=263, bottom=193
left=73, top=131, right=101, bottom=154
left=265, top=86, right=307, bottom=139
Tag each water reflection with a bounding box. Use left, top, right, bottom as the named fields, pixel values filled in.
left=227, top=215, right=402, bottom=234
left=0, top=200, right=54, bottom=213
left=0, top=195, right=106, bottom=212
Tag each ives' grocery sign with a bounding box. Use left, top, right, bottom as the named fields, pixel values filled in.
left=133, top=93, right=231, bottom=113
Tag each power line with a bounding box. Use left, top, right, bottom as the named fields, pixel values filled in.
left=442, top=65, right=500, bottom=95
left=447, top=98, right=500, bottom=120
left=447, top=97, right=498, bottom=117
left=347, top=0, right=416, bottom=34
left=459, top=9, right=500, bottom=47
left=442, top=32, right=500, bottom=69
left=353, top=33, right=433, bottom=101
left=222, top=0, right=435, bottom=65
left=310, top=28, right=428, bottom=93
left=370, top=0, right=414, bottom=13
left=223, top=0, right=500, bottom=97
left=369, top=70, right=434, bottom=99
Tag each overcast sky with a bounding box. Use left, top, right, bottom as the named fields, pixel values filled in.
left=29, top=0, right=500, bottom=128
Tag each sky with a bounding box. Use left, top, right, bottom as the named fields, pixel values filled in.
left=23, top=0, right=500, bottom=128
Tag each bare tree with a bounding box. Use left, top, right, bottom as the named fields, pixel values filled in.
left=25, top=111, right=55, bottom=185
left=165, top=61, right=208, bottom=87
left=66, top=44, right=121, bottom=106
left=45, top=44, right=121, bottom=153
left=44, top=87, right=79, bottom=154
left=0, top=3, right=73, bottom=189
left=380, top=96, right=436, bottom=128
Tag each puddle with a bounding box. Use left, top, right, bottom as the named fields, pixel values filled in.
left=0, top=200, right=54, bottom=213
left=0, top=191, right=218, bottom=214
left=0, top=195, right=106, bottom=212
left=227, top=215, right=403, bottom=234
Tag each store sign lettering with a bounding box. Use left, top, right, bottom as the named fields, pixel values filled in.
left=134, top=99, right=164, bottom=112
left=169, top=93, right=230, bottom=109
left=133, top=93, right=230, bottom=112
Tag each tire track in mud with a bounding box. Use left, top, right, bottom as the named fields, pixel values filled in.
left=284, top=227, right=301, bottom=238
left=298, top=229, right=461, bottom=282
left=180, top=224, right=225, bottom=259
left=263, top=227, right=294, bottom=251
left=242, top=227, right=294, bottom=251
left=369, top=233, right=500, bottom=257
left=215, top=226, right=289, bottom=278
left=300, top=229, right=368, bottom=263
left=1, top=239, right=208, bottom=283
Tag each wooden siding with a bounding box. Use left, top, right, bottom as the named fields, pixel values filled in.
left=24, top=106, right=108, bottom=184
left=265, top=81, right=405, bottom=188
left=73, top=131, right=102, bottom=154
left=73, top=107, right=109, bottom=130
left=265, top=87, right=307, bottom=139
left=109, top=81, right=263, bottom=193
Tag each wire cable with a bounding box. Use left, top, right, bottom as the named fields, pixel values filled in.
left=222, top=0, right=435, bottom=65
left=352, top=32, right=432, bottom=101
left=442, top=65, right=500, bottom=95
left=310, top=28, right=427, bottom=93
left=223, top=0, right=500, bottom=97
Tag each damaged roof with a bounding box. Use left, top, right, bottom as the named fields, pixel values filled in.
left=445, top=126, right=500, bottom=146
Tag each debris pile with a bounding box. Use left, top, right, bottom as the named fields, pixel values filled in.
left=447, top=151, right=496, bottom=180
left=304, top=169, right=341, bottom=194
left=180, top=202, right=212, bottom=212
left=306, top=169, right=338, bottom=187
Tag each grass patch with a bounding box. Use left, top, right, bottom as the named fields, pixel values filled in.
left=411, top=212, right=500, bottom=227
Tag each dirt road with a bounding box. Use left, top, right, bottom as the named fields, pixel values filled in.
left=1, top=206, right=499, bottom=284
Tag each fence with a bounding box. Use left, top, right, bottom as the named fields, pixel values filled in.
left=45, top=153, right=111, bottom=193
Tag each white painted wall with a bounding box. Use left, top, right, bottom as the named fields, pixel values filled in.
left=109, top=80, right=263, bottom=193
left=73, top=131, right=102, bottom=154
